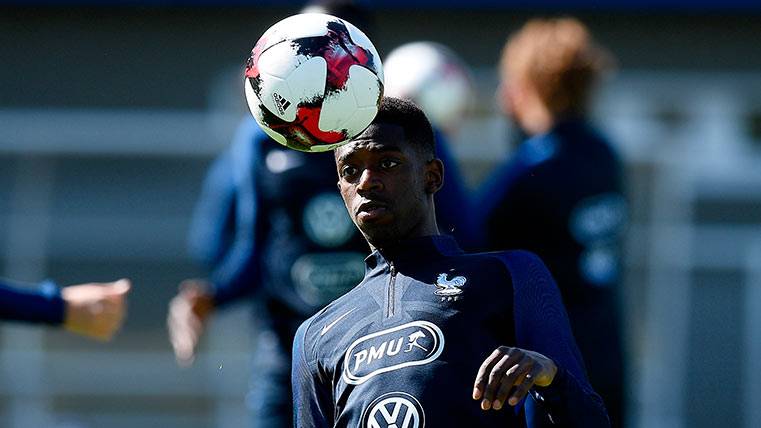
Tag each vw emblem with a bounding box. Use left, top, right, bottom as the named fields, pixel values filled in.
left=361, top=392, right=425, bottom=428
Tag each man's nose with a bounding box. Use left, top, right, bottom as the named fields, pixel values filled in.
left=357, top=168, right=383, bottom=193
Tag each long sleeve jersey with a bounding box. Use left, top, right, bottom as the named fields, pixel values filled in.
left=292, top=235, right=609, bottom=427
left=0, top=279, right=64, bottom=324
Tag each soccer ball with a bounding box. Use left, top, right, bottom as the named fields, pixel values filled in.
left=244, top=13, right=384, bottom=152
left=384, top=42, right=473, bottom=132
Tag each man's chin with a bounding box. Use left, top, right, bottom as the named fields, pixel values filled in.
left=357, top=217, right=397, bottom=244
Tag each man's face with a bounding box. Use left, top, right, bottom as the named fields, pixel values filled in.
left=334, top=123, right=433, bottom=247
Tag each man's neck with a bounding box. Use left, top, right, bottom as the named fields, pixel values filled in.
left=364, top=206, right=440, bottom=252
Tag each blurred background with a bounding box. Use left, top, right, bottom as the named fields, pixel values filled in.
left=1, top=1, right=760, bottom=428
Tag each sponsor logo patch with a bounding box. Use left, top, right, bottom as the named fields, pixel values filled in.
left=342, top=321, right=444, bottom=385
left=361, top=392, right=425, bottom=428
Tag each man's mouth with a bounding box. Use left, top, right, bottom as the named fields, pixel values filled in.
left=356, top=201, right=389, bottom=221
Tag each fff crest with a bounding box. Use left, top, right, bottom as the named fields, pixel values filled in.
left=434, top=273, right=467, bottom=296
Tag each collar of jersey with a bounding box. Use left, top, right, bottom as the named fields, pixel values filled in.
left=364, top=234, right=463, bottom=272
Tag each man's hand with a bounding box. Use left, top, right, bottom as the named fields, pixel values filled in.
left=472, top=346, right=558, bottom=411
left=167, top=279, right=215, bottom=367
left=62, top=279, right=132, bottom=341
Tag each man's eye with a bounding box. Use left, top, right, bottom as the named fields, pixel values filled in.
left=341, top=165, right=358, bottom=178
left=380, top=159, right=399, bottom=169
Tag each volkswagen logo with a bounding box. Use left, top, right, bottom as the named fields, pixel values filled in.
left=361, top=391, right=425, bottom=428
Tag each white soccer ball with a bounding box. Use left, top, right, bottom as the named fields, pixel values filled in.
left=244, top=13, right=384, bottom=152
left=384, top=42, right=473, bottom=132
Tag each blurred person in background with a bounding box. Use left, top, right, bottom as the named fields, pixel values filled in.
left=475, top=17, right=627, bottom=426
left=168, top=6, right=475, bottom=426
left=383, top=41, right=476, bottom=244
left=1, top=277, right=131, bottom=341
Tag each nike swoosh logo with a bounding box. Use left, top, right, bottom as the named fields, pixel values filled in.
left=320, top=308, right=356, bottom=336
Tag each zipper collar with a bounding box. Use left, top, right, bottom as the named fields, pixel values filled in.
left=363, top=234, right=463, bottom=273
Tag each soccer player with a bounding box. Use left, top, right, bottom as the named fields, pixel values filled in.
left=476, top=18, right=627, bottom=426
left=1, top=277, right=131, bottom=341
left=167, top=3, right=465, bottom=426
left=292, top=97, right=609, bottom=427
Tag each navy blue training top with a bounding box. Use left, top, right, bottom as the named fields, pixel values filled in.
left=292, top=235, right=609, bottom=427
left=0, top=279, right=64, bottom=324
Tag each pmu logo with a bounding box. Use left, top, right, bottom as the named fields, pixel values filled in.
left=361, top=392, right=425, bottom=428
left=342, top=321, right=444, bottom=385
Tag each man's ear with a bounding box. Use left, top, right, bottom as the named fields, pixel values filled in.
left=424, top=158, right=444, bottom=195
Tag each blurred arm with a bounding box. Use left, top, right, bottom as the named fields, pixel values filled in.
left=202, top=119, right=263, bottom=307
left=0, top=277, right=131, bottom=341
left=187, top=150, right=237, bottom=269
left=169, top=119, right=263, bottom=365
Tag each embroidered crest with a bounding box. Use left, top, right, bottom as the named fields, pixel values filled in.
left=434, top=273, right=467, bottom=297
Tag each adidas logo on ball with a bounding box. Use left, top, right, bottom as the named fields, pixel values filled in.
left=272, top=92, right=291, bottom=115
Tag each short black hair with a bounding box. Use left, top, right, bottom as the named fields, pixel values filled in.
left=372, top=97, right=436, bottom=159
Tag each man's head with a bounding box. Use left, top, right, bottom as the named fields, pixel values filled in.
left=334, top=97, right=443, bottom=249
left=498, top=17, right=612, bottom=135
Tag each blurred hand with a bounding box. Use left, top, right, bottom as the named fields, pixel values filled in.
left=472, top=346, right=557, bottom=411
left=167, top=279, right=215, bottom=367
left=62, top=279, right=132, bottom=341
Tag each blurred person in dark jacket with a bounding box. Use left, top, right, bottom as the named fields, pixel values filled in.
left=475, top=17, right=627, bottom=427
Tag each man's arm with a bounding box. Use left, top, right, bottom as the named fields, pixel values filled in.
left=1, top=278, right=131, bottom=341
left=187, top=149, right=237, bottom=269
left=505, top=250, right=609, bottom=426
left=292, top=321, right=333, bottom=427
left=0, top=279, right=65, bottom=324
left=198, top=118, right=263, bottom=306
left=169, top=119, right=263, bottom=365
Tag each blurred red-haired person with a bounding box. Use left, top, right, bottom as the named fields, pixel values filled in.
left=476, top=17, right=627, bottom=427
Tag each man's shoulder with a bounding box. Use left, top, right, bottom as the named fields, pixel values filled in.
left=460, top=249, right=550, bottom=282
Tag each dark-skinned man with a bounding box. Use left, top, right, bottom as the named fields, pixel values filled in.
left=292, top=97, right=609, bottom=427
